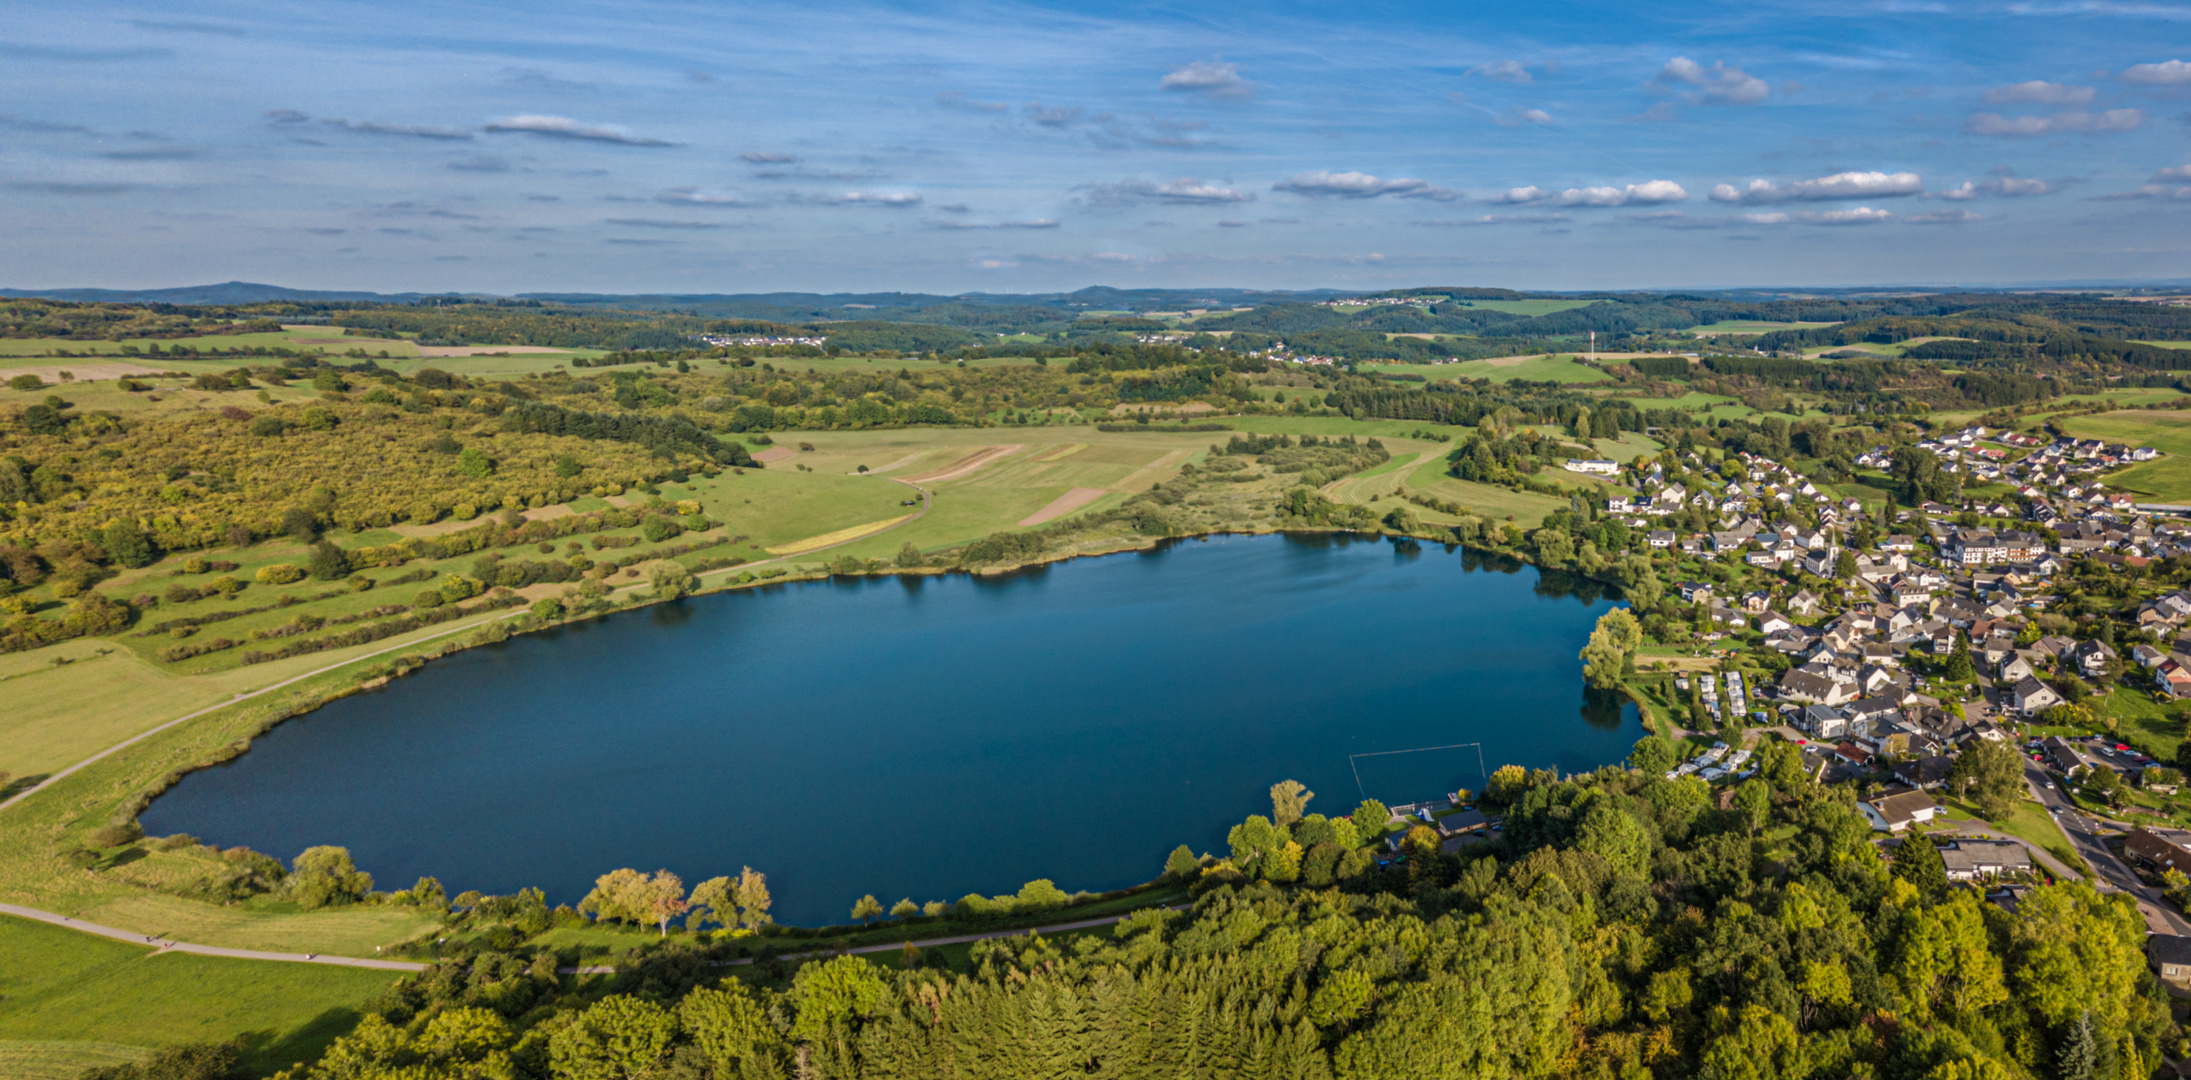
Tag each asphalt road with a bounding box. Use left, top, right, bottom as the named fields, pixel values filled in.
left=2021, top=756, right=2191, bottom=935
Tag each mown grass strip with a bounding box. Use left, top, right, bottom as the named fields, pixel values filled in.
left=764, top=514, right=916, bottom=556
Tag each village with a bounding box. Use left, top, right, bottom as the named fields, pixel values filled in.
left=1593, top=422, right=2191, bottom=983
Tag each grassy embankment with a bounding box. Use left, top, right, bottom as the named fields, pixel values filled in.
left=0, top=915, right=404, bottom=1080
left=2057, top=409, right=2191, bottom=502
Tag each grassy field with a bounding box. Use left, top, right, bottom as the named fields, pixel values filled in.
left=1448, top=299, right=1598, bottom=316
left=0, top=915, right=402, bottom=1076
left=2056, top=410, right=2191, bottom=501
left=1355, top=356, right=1609, bottom=384
left=1689, top=320, right=1838, bottom=335
left=2136, top=341, right=2191, bottom=349
left=1399, top=457, right=1569, bottom=525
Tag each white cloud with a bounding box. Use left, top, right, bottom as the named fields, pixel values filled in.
left=1709, top=171, right=1924, bottom=203
left=1416, top=212, right=1570, bottom=226
left=1272, top=171, right=1463, bottom=201
left=2096, top=164, right=2191, bottom=199
left=2123, top=59, right=2191, bottom=84
left=1904, top=209, right=1984, bottom=223
left=1965, top=109, right=2144, bottom=135
left=1158, top=60, right=1250, bottom=100
left=1498, top=108, right=1555, bottom=126
left=1078, top=177, right=1253, bottom=206
left=1502, top=179, right=1689, bottom=207
left=1741, top=212, right=1792, bottom=224
left=1982, top=80, right=2096, bottom=105
left=483, top=115, right=675, bottom=146
left=1812, top=206, right=1896, bottom=224
left=1937, top=176, right=2056, bottom=198
left=933, top=219, right=1060, bottom=230
left=1658, top=56, right=1771, bottom=105
left=834, top=191, right=922, bottom=206
left=1990, top=176, right=2056, bottom=195
left=654, top=187, right=758, bottom=206
left=1469, top=60, right=1532, bottom=84
left=739, top=151, right=798, bottom=163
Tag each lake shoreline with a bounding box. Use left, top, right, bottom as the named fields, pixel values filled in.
left=136, top=531, right=1640, bottom=928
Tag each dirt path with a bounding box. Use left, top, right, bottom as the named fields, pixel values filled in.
left=904, top=444, right=1023, bottom=484
left=0, top=903, right=427, bottom=971
left=752, top=446, right=799, bottom=463
left=865, top=452, right=926, bottom=475
left=0, top=894, right=1184, bottom=975
left=1018, top=487, right=1108, bottom=526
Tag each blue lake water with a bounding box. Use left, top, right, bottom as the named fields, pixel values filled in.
left=143, top=532, right=1637, bottom=926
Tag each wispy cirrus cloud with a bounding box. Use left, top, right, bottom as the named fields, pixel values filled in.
left=653, top=187, right=759, bottom=206
left=1272, top=171, right=1462, bottom=201
left=1710, top=170, right=1924, bottom=203
left=1982, top=80, right=2096, bottom=104
left=4, top=180, right=135, bottom=195
left=605, top=218, right=732, bottom=229
left=1965, top=109, right=2143, bottom=135
left=1078, top=177, right=1252, bottom=206
left=740, top=151, right=798, bottom=163
left=1158, top=60, right=1250, bottom=100
left=1468, top=60, right=1533, bottom=84
left=484, top=115, right=675, bottom=146
left=936, top=91, right=1008, bottom=112
left=1415, top=212, right=1570, bottom=226
left=1903, top=209, right=1984, bottom=223
left=932, top=219, right=1059, bottom=230
left=1657, top=56, right=1771, bottom=105
left=323, top=118, right=474, bottom=140
left=1500, top=180, right=1687, bottom=207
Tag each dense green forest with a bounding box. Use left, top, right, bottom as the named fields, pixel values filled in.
left=227, top=760, right=2166, bottom=1080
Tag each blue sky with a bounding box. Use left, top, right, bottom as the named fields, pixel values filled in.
left=3, top=0, right=2189, bottom=293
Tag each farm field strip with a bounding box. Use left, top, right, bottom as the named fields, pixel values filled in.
left=1018, top=487, right=1111, bottom=526
left=765, top=513, right=919, bottom=555
left=903, top=444, right=1025, bottom=484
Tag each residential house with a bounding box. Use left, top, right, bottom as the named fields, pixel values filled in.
left=1790, top=589, right=1822, bottom=616
left=1801, top=704, right=1847, bottom=739
left=1758, top=611, right=1795, bottom=635
left=2011, top=677, right=2062, bottom=716
left=2072, top=639, right=2118, bottom=679
left=1938, top=839, right=2034, bottom=881
left=2125, top=827, right=2191, bottom=874
left=2149, top=935, right=2191, bottom=992
left=1893, top=754, right=1956, bottom=790
left=1862, top=789, right=1941, bottom=833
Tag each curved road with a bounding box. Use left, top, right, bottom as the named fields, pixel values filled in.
left=2020, top=756, right=2191, bottom=935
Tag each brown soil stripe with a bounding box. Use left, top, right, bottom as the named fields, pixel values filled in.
left=1018, top=487, right=1110, bottom=526
left=904, top=444, right=1024, bottom=484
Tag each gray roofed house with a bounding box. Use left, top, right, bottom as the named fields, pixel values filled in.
left=2149, top=934, right=2191, bottom=990
left=1938, top=839, right=2033, bottom=881
left=2011, top=677, right=2061, bottom=716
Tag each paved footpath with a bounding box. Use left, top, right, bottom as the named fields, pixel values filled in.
left=0, top=902, right=427, bottom=971
left=1, top=896, right=1174, bottom=976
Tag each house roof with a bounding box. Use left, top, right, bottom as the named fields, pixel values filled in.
left=2149, top=934, right=2191, bottom=968
left=1867, top=788, right=1939, bottom=826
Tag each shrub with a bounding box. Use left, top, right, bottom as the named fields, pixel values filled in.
left=306, top=542, right=352, bottom=581
left=438, top=574, right=484, bottom=604
left=208, top=575, right=245, bottom=594
left=255, top=564, right=305, bottom=585
left=87, top=822, right=144, bottom=848
left=640, top=515, right=684, bottom=543
left=7, top=373, right=43, bottom=391
left=248, top=415, right=288, bottom=438
left=531, top=597, right=565, bottom=620
left=414, top=589, right=446, bottom=609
